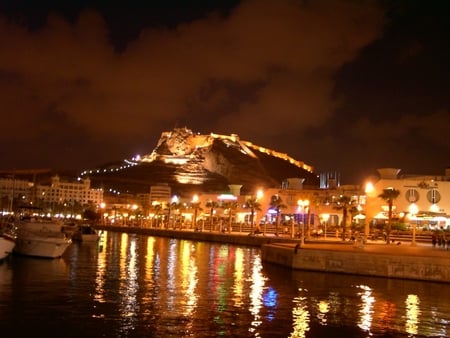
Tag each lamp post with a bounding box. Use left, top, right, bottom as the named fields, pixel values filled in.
left=409, top=203, right=418, bottom=246
left=322, top=213, right=330, bottom=239
left=192, top=194, right=199, bottom=231
left=297, top=199, right=309, bottom=245
left=169, top=195, right=179, bottom=229
left=100, top=202, right=106, bottom=225
left=256, top=189, right=263, bottom=234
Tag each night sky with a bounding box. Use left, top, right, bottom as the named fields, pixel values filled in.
left=0, top=0, right=448, bottom=184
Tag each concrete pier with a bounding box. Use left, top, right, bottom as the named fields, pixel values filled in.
left=261, top=242, right=450, bottom=283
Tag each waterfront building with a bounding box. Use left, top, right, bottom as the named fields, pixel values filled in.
left=365, top=168, right=450, bottom=234
left=150, top=183, right=171, bottom=204
left=0, top=174, right=103, bottom=216
left=35, top=175, right=103, bottom=207
left=0, top=176, right=31, bottom=212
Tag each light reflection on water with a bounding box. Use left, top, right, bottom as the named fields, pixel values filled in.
left=0, top=231, right=449, bottom=337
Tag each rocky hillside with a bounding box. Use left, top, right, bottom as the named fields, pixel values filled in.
left=82, top=128, right=319, bottom=197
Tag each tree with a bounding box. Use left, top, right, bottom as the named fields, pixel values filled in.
left=191, top=200, right=202, bottom=230
left=82, top=208, right=101, bottom=223
left=150, top=203, right=163, bottom=228
left=378, top=188, right=401, bottom=244
left=221, top=200, right=238, bottom=233
left=333, top=195, right=357, bottom=240
left=166, top=200, right=180, bottom=229
left=205, top=200, right=219, bottom=231
left=244, top=197, right=261, bottom=234
left=269, top=195, right=286, bottom=236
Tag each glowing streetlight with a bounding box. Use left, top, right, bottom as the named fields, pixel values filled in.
left=297, top=199, right=310, bottom=245
left=256, top=189, right=263, bottom=200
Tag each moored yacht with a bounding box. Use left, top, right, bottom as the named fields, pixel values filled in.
left=72, top=224, right=100, bottom=242
left=14, top=216, right=72, bottom=258
left=0, top=223, right=16, bottom=261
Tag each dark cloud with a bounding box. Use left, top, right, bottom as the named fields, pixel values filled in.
left=0, top=0, right=448, bottom=183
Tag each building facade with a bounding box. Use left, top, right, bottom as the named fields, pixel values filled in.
left=365, top=168, right=450, bottom=233
left=0, top=175, right=103, bottom=215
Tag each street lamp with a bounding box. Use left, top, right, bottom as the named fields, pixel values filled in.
left=100, top=202, right=106, bottom=225
left=168, top=195, right=179, bottom=229
left=297, top=199, right=310, bottom=245
left=409, top=203, right=418, bottom=246
left=256, top=189, right=263, bottom=234
left=192, top=194, right=199, bottom=231
left=322, top=213, right=330, bottom=238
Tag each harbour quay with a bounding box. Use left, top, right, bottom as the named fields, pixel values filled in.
left=97, top=224, right=449, bottom=283
left=261, top=241, right=450, bottom=283
left=95, top=224, right=299, bottom=247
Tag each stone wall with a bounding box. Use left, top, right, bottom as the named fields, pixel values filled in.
left=261, top=243, right=450, bottom=283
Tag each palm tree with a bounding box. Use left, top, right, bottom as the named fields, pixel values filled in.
left=205, top=200, right=219, bottom=231
left=333, top=195, right=357, bottom=240
left=221, top=200, right=238, bottom=233
left=191, top=200, right=202, bottom=230
left=167, top=200, right=180, bottom=229
left=378, top=188, right=401, bottom=244
left=269, top=195, right=286, bottom=236
left=244, top=197, right=261, bottom=234
left=150, top=203, right=163, bottom=228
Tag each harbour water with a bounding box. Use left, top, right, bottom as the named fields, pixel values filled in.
left=0, top=231, right=449, bottom=337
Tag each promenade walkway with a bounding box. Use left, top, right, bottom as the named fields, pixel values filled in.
left=271, top=239, right=450, bottom=259
left=96, top=224, right=447, bottom=258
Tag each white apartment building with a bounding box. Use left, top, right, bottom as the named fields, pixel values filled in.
left=0, top=175, right=103, bottom=212
left=365, top=168, right=450, bottom=231
left=150, top=183, right=171, bottom=204
left=35, top=175, right=103, bottom=206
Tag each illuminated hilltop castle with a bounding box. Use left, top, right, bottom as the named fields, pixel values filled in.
left=82, top=127, right=319, bottom=196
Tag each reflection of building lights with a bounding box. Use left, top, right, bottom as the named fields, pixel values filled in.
left=118, top=236, right=139, bottom=333
left=317, top=300, right=329, bottom=325
left=291, top=289, right=310, bottom=338
left=357, top=284, right=375, bottom=332
left=145, top=237, right=155, bottom=281
left=180, top=242, right=198, bottom=318
left=94, top=231, right=107, bottom=304
left=233, top=248, right=244, bottom=307
left=405, top=294, right=420, bottom=335
left=249, top=255, right=266, bottom=333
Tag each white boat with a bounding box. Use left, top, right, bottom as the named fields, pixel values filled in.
left=14, top=217, right=72, bottom=258
left=73, top=224, right=100, bottom=242
left=0, top=224, right=16, bottom=261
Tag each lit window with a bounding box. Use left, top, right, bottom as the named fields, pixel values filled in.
left=405, top=189, right=419, bottom=203
left=426, top=189, right=441, bottom=204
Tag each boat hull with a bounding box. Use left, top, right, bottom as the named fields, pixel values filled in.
left=0, top=235, right=16, bottom=261
left=73, top=233, right=100, bottom=242
left=14, top=233, right=71, bottom=258
left=73, top=225, right=100, bottom=242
